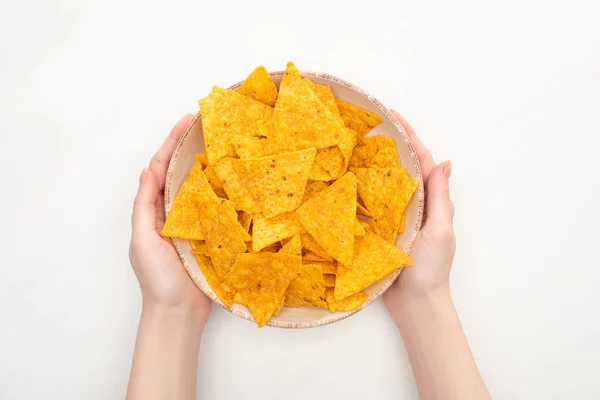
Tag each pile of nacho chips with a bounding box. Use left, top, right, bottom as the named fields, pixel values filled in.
left=162, top=63, right=419, bottom=327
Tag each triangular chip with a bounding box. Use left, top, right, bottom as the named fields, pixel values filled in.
left=204, top=164, right=228, bottom=198
left=302, top=180, right=330, bottom=203
left=284, top=262, right=328, bottom=308
left=238, top=211, right=253, bottom=233
left=198, top=86, right=273, bottom=165
left=349, top=135, right=400, bottom=168
left=190, top=240, right=209, bottom=256
left=334, top=231, right=413, bottom=299
left=296, top=172, right=357, bottom=265
left=237, top=66, right=278, bottom=107
left=354, top=218, right=366, bottom=236
left=279, top=234, right=302, bottom=256
left=272, top=297, right=285, bottom=317
left=161, top=162, right=217, bottom=240
left=335, top=99, right=382, bottom=136
left=213, top=157, right=260, bottom=214
left=319, top=261, right=338, bottom=275
left=300, top=233, right=334, bottom=261
left=309, top=160, right=334, bottom=181
left=314, top=128, right=358, bottom=179
left=225, top=252, right=301, bottom=327
left=325, top=288, right=367, bottom=312
left=305, top=79, right=343, bottom=124
left=252, top=212, right=307, bottom=252
left=195, top=254, right=234, bottom=308
left=302, top=250, right=330, bottom=262
left=195, top=152, right=209, bottom=166
left=351, top=166, right=419, bottom=242
left=323, top=274, right=336, bottom=288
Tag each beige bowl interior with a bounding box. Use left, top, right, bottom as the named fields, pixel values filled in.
left=164, top=71, right=424, bottom=328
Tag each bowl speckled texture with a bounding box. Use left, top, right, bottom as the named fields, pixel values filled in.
left=164, top=71, right=424, bottom=328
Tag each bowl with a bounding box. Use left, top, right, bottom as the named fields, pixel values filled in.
left=164, top=70, right=424, bottom=328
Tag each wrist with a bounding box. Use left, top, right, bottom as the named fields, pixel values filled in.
left=141, top=303, right=208, bottom=335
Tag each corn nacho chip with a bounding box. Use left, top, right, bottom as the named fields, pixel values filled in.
left=238, top=211, right=253, bottom=233
left=296, top=172, right=357, bottom=265
left=195, top=152, right=209, bottom=166
left=357, top=202, right=371, bottom=217
left=309, top=161, right=334, bottom=181
left=195, top=254, right=234, bottom=308
left=302, top=251, right=329, bottom=262
left=323, top=274, right=336, bottom=288
left=190, top=240, right=209, bottom=256
left=349, top=135, right=400, bottom=168
left=284, top=262, right=328, bottom=308
left=272, top=297, right=285, bottom=317
left=318, top=261, right=338, bottom=275
left=325, top=288, right=367, bottom=312
left=305, top=79, right=343, bottom=124
left=335, top=99, right=382, bottom=136
left=237, top=66, right=278, bottom=107
left=252, top=212, right=306, bottom=252
left=335, top=231, right=413, bottom=299
left=203, top=164, right=228, bottom=198
left=225, top=252, right=301, bottom=327
left=300, top=233, right=335, bottom=261
left=354, top=218, right=366, bottom=236
left=161, top=162, right=216, bottom=240
left=213, top=157, right=261, bottom=214
left=199, top=86, right=273, bottom=165
left=302, top=180, right=330, bottom=203
left=248, top=241, right=280, bottom=253
left=279, top=234, right=302, bottom=256
left=233, top=148, right=316, bottom=218
left=352, top=166, right=419, bottom=242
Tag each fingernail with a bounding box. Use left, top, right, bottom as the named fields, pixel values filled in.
left=442, top=161, right=452, bottom=178
left=139, top=168, right=147, bottom=185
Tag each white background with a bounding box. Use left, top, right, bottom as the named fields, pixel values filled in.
left=1, top=0, right=599, bottom=399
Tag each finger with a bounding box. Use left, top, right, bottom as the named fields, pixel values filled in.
left=424, top=161, right=454, bottom=228
left=148, top=114, right=194, bottom=192
left=132, top=168, right=159, bottom=235
left=390, top=110, right=436, bottom=183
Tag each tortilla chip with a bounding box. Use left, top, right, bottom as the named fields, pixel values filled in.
left=233, top=148, right=316, bottom=218
left=199, top=197, right=249, bottom=277
left=195, top=254, right=234, bottom=308
left=199, top=86, right=273, bottom=165
left=335, top=231, right=413, bottom=299
left=161, top=162, right=217, bottom=240
left=335, top=99, right=382, bottom=136
left=317, top=261, right=337, bottom=275
left=248, top=242, right=280, bottom=253
left=302, top=250, right=330, bottom=262
left=305, top=79, right=344, bottom=124
left=357, top=202, right=371, bottom=217
left=352, top=166, right=419, bottom=242
left=302, top=180, right=330, bottom=203
left=398, top=215, right=405, bottom=234
left=279, top=234, right=302, bottom=256
left=252, top=212, right=306, bottom=252
left=272, top=297, right=285, bottom=317
left=213, top=157, right=260, bottom=214
left=204, top=165, right=228, bottom=198
left=284, top=262, right=328, bottom=308
left=251, top=63, right=354, bottom=155
left=195, top=152, right=209, bottom=166
left=296, top=172, right=357, bottom=265
left=225, top=252, right=301, bottom=327
left=190, top=239, right=209, bottom=256
left=349, top=135, right=400, bottom=168
left=309, top=161, right=334, bottom=181
left=354, top=218, right=366, bottom=236
left=300, top=233, right=334, bottom=261
left=237, top=66, right=277, bottom=107
left=323, top=274, right=336, bottom=288
left=315, top=147, right=345, bottom=179
left=238, top=211, right=253, bottom=233
left=324, top=288, right=367, bottom=312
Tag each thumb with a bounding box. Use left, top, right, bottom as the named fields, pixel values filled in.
left=425, top=161, right=454, bottom=227
left=132, top=168, right=159, bottom=235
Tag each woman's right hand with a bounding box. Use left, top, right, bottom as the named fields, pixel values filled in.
left=383, top=110, right=456, bottom=322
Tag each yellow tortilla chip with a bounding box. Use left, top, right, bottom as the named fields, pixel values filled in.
left=162, top=162, right=217, bottom=240
left=357, top=202, right=371, bottom=217
left=225, top=252, right=301, bottom=327
left=252, top=212, right=307, bottom=252
left=305, top=79, right=343, bottom=124
left=296, top=172, right=357, bottom=265
left=300, top=233, right=334, bottom=261
left=302, top=250, right=330, bottom=262
left=318, top=261, right=337, bottom=275
left=323, top=274, right=336, bottom=288
left=238, top=211, right=253, bottom=233
left=352, top=166, right=419, bottom=242
left=349, top=135, right=400, bottom=168
left=248, top=241, right=280, bottom=253
left=302, top=180, right=330, bottom=203
left=203, top=165, right=228, bottom=198
left=199, top=86, right=273, bottom=165
left=335, top=231, right=413, bottom=299
left=284, top=262, right=328, bottom=308
left=335, top=99, right=382, bottom=136
left=195, top=152, right=209, bottom=166
left=213, top=157, right=260, bottom=214
left=199, top=196, right=249, bottom=277
left=190, top=239, right=209, bottom=256
left=279, top=234, right=302, bottom=256
left=309, top=160, right=334, bottom=181
left=399, top=215, right=405, bottom=234
left=237, top=66, right=277, bottom=107
left=354, top=218, right=366, bottom=236
left=272, top=297, right=285, bottom=317
left=195, top=254, right=233, bottom=308
left=233, top=148, right=317, bottom=218
left=250, top=63, right=355, bottom=156
left=324, top=288, right=367, bottom=312
left=315, top=147, right=345, bottom=179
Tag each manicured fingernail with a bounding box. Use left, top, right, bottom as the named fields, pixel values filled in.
left=139, top=168, right=147, bottom=185
left=442, top=161, right=452, bottom=178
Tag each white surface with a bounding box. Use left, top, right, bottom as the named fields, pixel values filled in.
left=1, top=0, right=599, bottom=399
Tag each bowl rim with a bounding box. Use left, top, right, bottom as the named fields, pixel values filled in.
left=164, top=70, right=424, bottom=328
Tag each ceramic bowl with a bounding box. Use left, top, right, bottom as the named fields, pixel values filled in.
left=164, top=71, right=424, bottom=328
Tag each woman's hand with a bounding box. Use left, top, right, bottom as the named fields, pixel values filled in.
left=129, top=114, right=211, bottom=323
left=383, top=110, right=456, bottom=321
